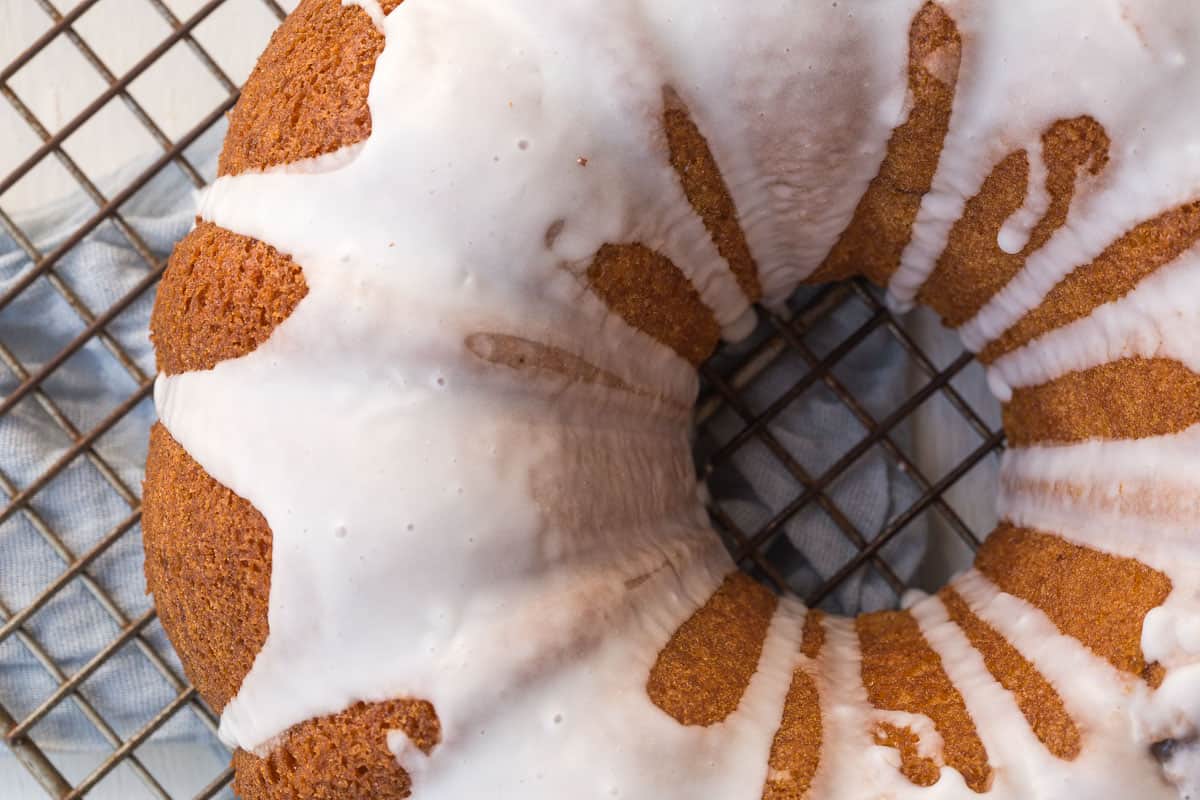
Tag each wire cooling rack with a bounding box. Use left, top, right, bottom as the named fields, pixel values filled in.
left=0, top=2, right=1006, bottom=797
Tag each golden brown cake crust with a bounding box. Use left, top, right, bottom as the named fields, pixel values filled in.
left=919, top=149, right=1030, bottom=325
left=232, top=699, right=440, bottom=800
left=975, top=524, right=1172, bottom=680
left=144, top=425, right=436, bottom=800
left=146, top=1, right=1184, bottom=795
left=149, top=4, right=445, bottom=797
left=1004, top=357, right=1200, bottom=446
left=874, top=722, right=942, bottom=788
left=647, top=572, right=778, bottom=726
left=762, top=670, right=822, bottom=800
left=810, top=1, right=961, bottom=285
left=143, top=423, right=272, bottom=711
left=857, top=610, right=992, bottom=793
left=982, top=200, right=1200, bottom=362
left=800, top=609, right=825, bottom=661
left=218, top=0, right=403, bottom=177
left=588, top=243, right=721, bottom=365
left=919, top=117, right=1109, bottom=327
left=940, top=588, right=1080, bottom=760
left=150, top=222, right=308, bottom=376
left=1017, top=117, right=1110, bottom=261
left=761, top=611, right=826, bottom=800
left=663, top=86, right=762, bottom=302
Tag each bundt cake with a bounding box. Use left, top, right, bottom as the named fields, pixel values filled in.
left=143, top=0, right=1200, bottom=797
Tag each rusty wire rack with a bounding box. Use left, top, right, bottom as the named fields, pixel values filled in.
left=696, top=284, right=1004, bottom=609
left=0, top=1, right=1006, bottom=797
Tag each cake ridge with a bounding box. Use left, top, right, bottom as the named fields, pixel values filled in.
left=984, top=244, right=1200, bottom=400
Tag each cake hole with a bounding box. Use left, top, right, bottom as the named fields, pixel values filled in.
left=1151, top=736, right=1200, bottom=796
left=695, top=293, right=1001, bottom=615
left=1152, top=738, right=1180, bottom=762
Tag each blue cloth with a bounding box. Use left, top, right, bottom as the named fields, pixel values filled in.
left=0, top=124, right=923, bottom=750
left=0, top=126, right=224, bottom=749
left=699, top=289, right=926, bottom=614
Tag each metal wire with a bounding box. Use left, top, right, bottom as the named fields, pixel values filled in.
left=698, top=284, right=1004, bottom=605
left=0, top=3, right=1005, bottom=797
left=0, top=1, right=269, bottom=796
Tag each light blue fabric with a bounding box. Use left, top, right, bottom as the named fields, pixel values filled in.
left=0, top=123, right=923, bottom=750
left=699, top=290, right=926, bottom=613
left=0, top=126, right=225, bottom=749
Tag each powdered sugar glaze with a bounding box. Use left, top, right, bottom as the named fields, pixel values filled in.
left=156, top=0, right=1200, bottom=796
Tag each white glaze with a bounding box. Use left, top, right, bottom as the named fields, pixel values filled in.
left=154, top=0, right=1200, bottom=796
left=892, top=0, right=1200, bottom=324
left=1000, top=424, right=1200, bottom=531
left=947, top=572, right=1179, bottom=797
left=985, top=244, right=1200, bottom=401
left=999, top=430, right=1200, bottom=686
left=993, top=141, right=1050, bottom=258
left=806, top=618, right=983, bottom=799
left=912, top=590, right=1176, bottom=798
left=998, top=430, right=1200, bottom=799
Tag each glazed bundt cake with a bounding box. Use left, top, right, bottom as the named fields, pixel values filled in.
left=143, top=0, right=1200, bottom=797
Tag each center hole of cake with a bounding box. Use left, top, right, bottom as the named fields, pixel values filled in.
left=695, top=289, right=1002, bottom=616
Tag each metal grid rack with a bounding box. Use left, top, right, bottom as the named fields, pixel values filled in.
left=0, top=3, right=1006, bottom=797
left=697, top=284, right=1005, bottom=608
